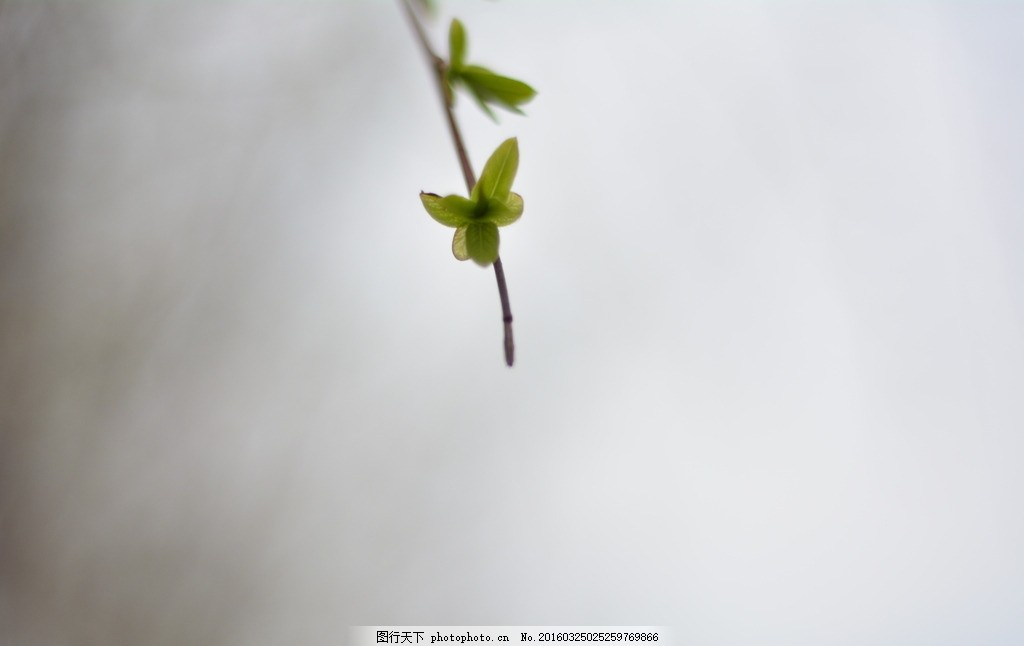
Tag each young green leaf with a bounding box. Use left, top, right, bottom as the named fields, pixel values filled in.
left=464, top=83, right=497, bottom=121
left=440, top=194, right=476, bottom=221
left=459, top=65, right=537, bottom=113
left=473, top=137, right=519, bottom=204
left=464, top=221, right=500, bottom=266
left=452, top=226, right=470, bottom=261
left=449, top=19, right=466, bottom=72
left=420, top=192, right=473, bottom=227
left=485, top=192, right=523, bottom=227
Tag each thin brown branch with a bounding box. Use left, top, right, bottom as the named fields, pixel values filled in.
left=400, top=0, right=515, bottom=366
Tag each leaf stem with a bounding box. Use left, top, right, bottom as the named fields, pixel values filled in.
left=400, top=0, right=515, bottom=367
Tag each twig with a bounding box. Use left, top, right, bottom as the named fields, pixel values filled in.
left=400, top=0, right=515, bottom=367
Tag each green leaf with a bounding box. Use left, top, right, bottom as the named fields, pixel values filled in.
left=484, top=192, right=523, bottom=227
left=421, top=192, right=473, bottom=228
left=440, top=194, right=476, bottom=220
left=459, top=65, right=536, bottom=113
left=464, top=221, right=499, bottom=266
left=452, top=226, right=470, bottom=261
left=473, top=138, right=519, bottom=205
left=449, top=19, right=466, bottom=71
left=464, top=82, right=497, bottom=121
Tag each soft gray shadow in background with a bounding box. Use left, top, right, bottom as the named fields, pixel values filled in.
left=2, top=2, right=1023, bottom=644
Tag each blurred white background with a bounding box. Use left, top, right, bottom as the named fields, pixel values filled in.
left=2, top=1, right=1023, bottom=644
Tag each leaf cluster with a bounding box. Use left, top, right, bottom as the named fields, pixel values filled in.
left=445, top=19, right=537, bottom=121
left=421, top=137, right=523, bottom=266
